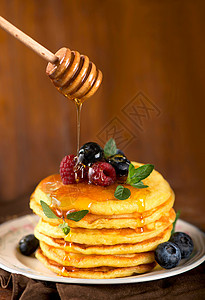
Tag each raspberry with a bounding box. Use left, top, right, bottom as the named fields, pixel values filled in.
left=60, top=155, right=76, bottom=184
left=89, top=162, right=116, bottom=186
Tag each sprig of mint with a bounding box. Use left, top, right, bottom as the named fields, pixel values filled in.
left=114, top=185, right=131, bottom=200
left=127, top=163, right=154, bottom=188
left=104, top=138, right=117, bottom=158
left=58, top=221, right=70, bottom=235
left=171, top=210, right=181, bottom=235
left=40, top=200, right=89, bottom=235
left=114, top=163, right=154, bottom=200
left=67, top=210, right=89, bottom=222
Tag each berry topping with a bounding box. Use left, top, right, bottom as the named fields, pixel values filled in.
left=170, top=232, right=194, bottom=259
left=107, top=154, right=130, bottom=176
left=89, top=162, right=116, bottom=186
left=154, top=241, right=181, bottom=269
left=60, top=155, right=76, bottom=184
left=19, top=234, right=39, bottom=256
left=74, top=162, right=88, bottom=183
left=78, top=142, right=104, bottom=165
left=116, top=149, right=125, bottom=156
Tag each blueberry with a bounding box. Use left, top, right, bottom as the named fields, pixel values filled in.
left=170, top=232, right=194, bottom=259
left=116, top=149, right=125, bottom=156
left=107, top=154, right=130, bottom=176
left=78, top=142, right=104, bottom=165
left=154, top=241, right=181, bottom=269
left=19, top=234, right=39, bottom=256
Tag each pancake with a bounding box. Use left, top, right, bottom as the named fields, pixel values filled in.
left=34, top=224, right=172, bottom=255
left=36, top=249, right=156, bottom=279
left=30, top=192, right=174, bottom=229
left=32, top=162, right=172, bottom=215
left=39, top=241, right=155, bottom=268
left=35, top=209, right=175, bottom=245
left=30, top=161, right=176, bottom=278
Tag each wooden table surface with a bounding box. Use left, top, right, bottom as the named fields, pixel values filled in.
left=0, top=0, right=205, bottom=298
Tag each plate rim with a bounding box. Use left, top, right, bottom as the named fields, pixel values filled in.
left=0, top=214, right=204, bottom=285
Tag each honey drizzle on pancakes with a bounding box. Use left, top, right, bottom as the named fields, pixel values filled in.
left=63, top=232, right=72, bottom=265
left=38, top=173, right=147, bottom=263
left=38, top=174, right=147, bottom=214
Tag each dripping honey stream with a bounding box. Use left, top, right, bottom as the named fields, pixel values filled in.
left=46, top=47, right=103, bottom=155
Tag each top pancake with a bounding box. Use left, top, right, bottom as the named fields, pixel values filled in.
left=30, top=194, right=174, bottom=229
left=32, top=162, right=172, bottom=215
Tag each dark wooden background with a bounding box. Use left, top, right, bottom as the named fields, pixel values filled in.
left=0, top=0, right=204, bottom=232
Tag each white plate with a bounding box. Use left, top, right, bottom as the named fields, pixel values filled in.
left=0, top=215, right=204, bottom=284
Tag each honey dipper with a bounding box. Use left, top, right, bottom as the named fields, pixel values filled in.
left=0, top=16, right=102, bottom=102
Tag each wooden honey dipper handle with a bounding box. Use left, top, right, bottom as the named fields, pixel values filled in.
left=0, top=16, right=58, bottom=64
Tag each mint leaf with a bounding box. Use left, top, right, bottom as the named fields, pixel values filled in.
left=104, top=138, right=117, bottom=158
left=127, top=164, right=154, bottom=188
left=58, top=221, right=70, bottom=235
left=114, top=185, right=131, bottom=200
left=130, top=164, right=154, bottom=182
left=171, top=211, right=181, bottom=235
left=40, top=200, right=60, bottom=219
left=67, top=210, right=89, bottom=222
left=131, top=181, right=148, bottom=189
left=127, top=163, right=136, bottom=183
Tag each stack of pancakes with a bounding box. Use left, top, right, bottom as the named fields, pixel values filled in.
left=30, top=162, right=175, bottom=279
